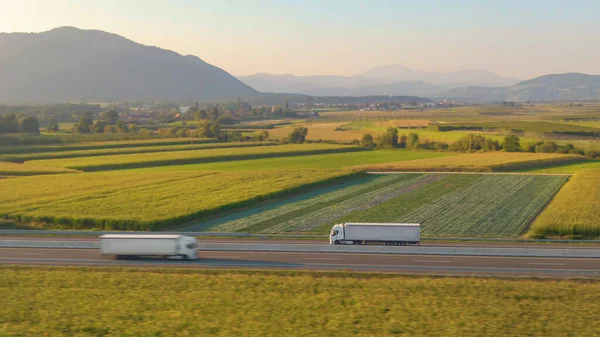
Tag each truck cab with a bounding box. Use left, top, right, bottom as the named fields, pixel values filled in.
left=330, top=224, right=344, bottom=245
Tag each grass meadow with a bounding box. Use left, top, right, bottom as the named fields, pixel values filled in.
left=2, top=267, right=600, bottom=337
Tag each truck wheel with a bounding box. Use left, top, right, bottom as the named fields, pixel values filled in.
left=334, top=240, right=341, bottom=245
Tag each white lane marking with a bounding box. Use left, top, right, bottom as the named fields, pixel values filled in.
left=11, top=252, right=43, bottom=255
left=306, top=257, right=343, bottom=261
left=526, top=263, right=566, bottom=266
left=413, top=260, right=452, bottom=263
left=202, top=256, right=240, bottom=259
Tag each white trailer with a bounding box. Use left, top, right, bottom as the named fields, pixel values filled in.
left=100, top=234, right=197, bottom=260
left=329, top=223, right=420, bottom=246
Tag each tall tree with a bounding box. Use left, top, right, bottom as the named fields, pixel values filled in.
left=502, top=135, right=522, bottom=152
left=18, top=116, right=40, bottom=134
left=102, top=110, right=120, bottom=125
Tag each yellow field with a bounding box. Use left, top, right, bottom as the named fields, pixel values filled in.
left=0, top=170, right=355, bottom=230
left=4, top=267, right=600, bottom=337
left=528, top=169, right=600, bottom=237
left=269, top=123, right=365, bottom=141
left=374, top=119, right=432, bottom=128
left=0, top=162, right=78, bottom=176
left=355, top=152, right=582, bottom=172
left=29, top=143, right=360, bottom=171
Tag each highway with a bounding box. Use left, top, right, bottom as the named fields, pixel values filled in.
left=2, top=247, right=600, bottom=278
left=4, top=236, right=600, bottom=249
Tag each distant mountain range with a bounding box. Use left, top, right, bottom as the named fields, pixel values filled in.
left=0, top=27, right=258, bottom=103
left=237, top=66, right=521, bottom=97
left=439, top=73, right=600, bottom=101
left=0, top=27, right=597, bottom=103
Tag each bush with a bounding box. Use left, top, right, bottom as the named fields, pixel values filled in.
left=360, top=134, right=375, bottom=148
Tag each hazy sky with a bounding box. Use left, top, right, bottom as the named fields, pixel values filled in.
left=1, top=0, right=599, bottom=79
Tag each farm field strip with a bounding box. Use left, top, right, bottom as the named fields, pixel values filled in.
left=529, top=169, right=600, bottom=237
left=0, top=141, right=272, bottom=162
left=196, top=174, right=568, bottom=238
left=262, top=175, right=443, bottom=233
left=0, top=137, right=213, bottom=155
left=199, top=175, right=418, bottom=232
left=29, top=144, right=365, bottom=171
left=134, top=150, right=454, bottom=172
left=398, top=176, right=568, bottom=237
left=0, top=162, right=79, bottom=176
left=0, top=170, right=355, bottom=230
left=358, top=152, right=582, bottom=172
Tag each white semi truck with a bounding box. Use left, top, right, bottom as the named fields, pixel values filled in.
left=100, top=234, right=197, bottom=260
left=329, top=223, right=420, bottom=246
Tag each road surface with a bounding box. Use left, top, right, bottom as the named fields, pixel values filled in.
left=4, top=236, right=600, bottom=249
left=2, top=247, right=600, bottom=278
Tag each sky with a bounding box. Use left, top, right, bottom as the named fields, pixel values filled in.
left=1, top=0, right=599, bottom=79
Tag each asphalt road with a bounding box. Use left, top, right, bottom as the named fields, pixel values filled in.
left=2, top=247, right=600, bottom=278
left=3, top=236, right=600, bottom=249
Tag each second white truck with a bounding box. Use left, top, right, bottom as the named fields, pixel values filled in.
left=329, top=222, right=420, bottom=246
left=100, top=234, right=197, bottom=260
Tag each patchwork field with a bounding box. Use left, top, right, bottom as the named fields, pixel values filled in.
left=29, top=143, right=364, bottom=171
left=185, top=173, right=567, bottom=237
left=0, top=137, right=210, bottom=155
left=0, top=141, right=272, bottom=162
left=133, top=150, right=454, bottom=172
left=3, top=267, right=599, bottom=337
left=528, top=170, right=600, bottom=238
left=357, top=152, right=582, bottom=172
left=0, top=170, right=355, bottom=230
left=0, top=161, right=78, bottom=176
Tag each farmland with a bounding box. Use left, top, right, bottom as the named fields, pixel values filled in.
left=134, top=150, right=454, bottom=172
left=185, top=174, right=567, bottom=237
left=0, top=161, right=78, bottom=176
left=29, top=143, right=365, bottom=171
left=0, top=170, right=356, bottom=230
left=3, top=267, right=600, bottom=337
left=0, top=141, right=273, bottom=162
left=0, top=137, right=211, bottom=155
left=356, top=152, right=582, bottom=172
left=528, top=170, right=600, bottom=238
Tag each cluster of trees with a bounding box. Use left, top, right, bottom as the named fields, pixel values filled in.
left=361, top=128, right=447, bottom=150
left=73, top=110, right=130, bottom=134
left=279, top=127, right=308, bottom=144
left=0, top=114, right=40, bottom=134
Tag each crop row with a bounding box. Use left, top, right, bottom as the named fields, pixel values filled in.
left=0, top=141, right=273, bottom=162
left=335, top=175, right=567, bottom=237
left=529, top=169, right=600, bottom=237
left=198, top=174, right=421, bottom=232
left=0, top=170, right=357, bottom=230
left=29, top=144, right=366, bottom=171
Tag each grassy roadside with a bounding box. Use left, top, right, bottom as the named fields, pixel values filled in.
left=2, top=266, right=600, bottom=337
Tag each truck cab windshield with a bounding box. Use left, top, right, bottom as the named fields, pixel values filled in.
left=331, top=230, right=339, bottom=236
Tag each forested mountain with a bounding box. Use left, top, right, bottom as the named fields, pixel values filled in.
left=0, top=27, right=258, bottom=103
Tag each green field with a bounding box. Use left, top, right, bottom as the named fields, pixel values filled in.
left=0, top=170, right=355, bottom=230
left=529, top=170, right=600, bottom=238
left=0, top=161, right=78, bottom=176
left=133, top=150, right=454, bottom=172
left=358, top=152, right=583, bottom=172
left=3, top=267, right=600, bottom=337
left=520, top=160, right=600, bottom=174
left=0, top=137, right=212, bottom=155
left=29, top=144, right=365, bottom=171
left=0, top=141, right=273, bottom=162
left=185, top=174, right=567, bottom=237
